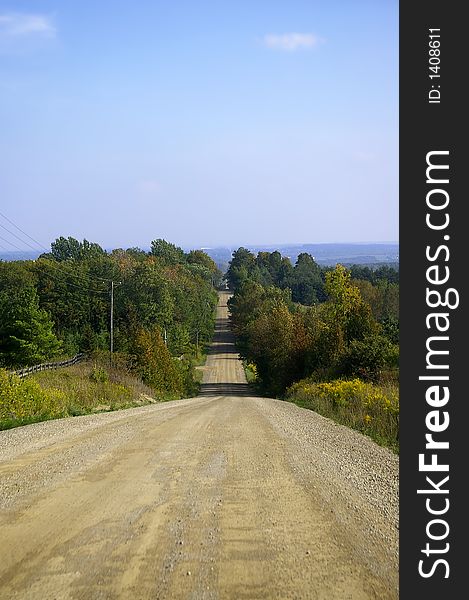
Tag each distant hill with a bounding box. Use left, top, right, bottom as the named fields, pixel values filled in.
left=0, top=250, right=40, bottom=262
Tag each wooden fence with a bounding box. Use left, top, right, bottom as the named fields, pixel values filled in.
left=10, top=353, right=86, bottom=379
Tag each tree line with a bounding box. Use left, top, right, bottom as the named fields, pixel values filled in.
left=226, top=248, right=399, bottom=397
left=0, top=237, right=222, bottom=398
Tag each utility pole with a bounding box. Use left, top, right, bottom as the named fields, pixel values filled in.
left=109, top=280, right=122, bottom=366
left=110, top=281, right=114, bottom=366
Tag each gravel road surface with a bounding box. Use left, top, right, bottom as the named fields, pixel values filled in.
left=0, top=292, right=398, bottom=599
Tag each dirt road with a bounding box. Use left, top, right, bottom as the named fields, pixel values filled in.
left=0, top=292, right=398, bottom=599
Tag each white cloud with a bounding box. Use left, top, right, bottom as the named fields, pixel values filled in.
left=262, top=32, right=322, bottom=51
left=0, top=13, right=56, bottom=38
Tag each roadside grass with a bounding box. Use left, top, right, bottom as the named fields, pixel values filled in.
left=0, top=361, right=159, bottom=431
left=285, top=377, right=399, bottom=454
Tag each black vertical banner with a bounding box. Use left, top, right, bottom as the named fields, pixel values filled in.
left=400, top=2, right=466, bottom=598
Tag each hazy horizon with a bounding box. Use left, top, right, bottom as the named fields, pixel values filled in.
left=0, top=239, right=399, bottom=256
left=0, top=241, right=399, bottom=271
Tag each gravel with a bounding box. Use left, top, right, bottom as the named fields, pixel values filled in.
left=254, top=396, right=399, bottom=576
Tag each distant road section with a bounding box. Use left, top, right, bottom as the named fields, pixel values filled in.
left=0, top=292, right=398, bottom=599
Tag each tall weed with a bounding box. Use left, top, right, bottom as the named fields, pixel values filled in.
left=286, top=377, right=399, bottom=452
left=0, top=369, right=68, bottom=428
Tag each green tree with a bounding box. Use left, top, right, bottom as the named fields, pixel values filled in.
left=121, top=259, right=174, bottom=333
left=340, top=334, right=398, bottom=381
left=132, top=326, right=184, bottom=397
left=228, top=281, right=293, bottom=355
left=300, top=265, right=378, bottom=378
left=226, top=247, right=257, bottom=291
left=0, top=286, right=62, bottom=367
left=43, top=236, right=105, bottom=262
left=277, top=256, right=294, bottom=290
left=245, top=302, right=295, bottom=396
left=324, top=264, right=376, bottom=344
left=255, top=252, right=274, bottom=287
left=150, top=239, right=185, bottom=265
left=34, top=259, right=94, bottom=338
left=353, top=279, right=399, bottom=323
left=186, top=249, right=217, bottom=272
left=228, top=280, right=265, bottom=335
left=291, top=253, right=325, bottom=305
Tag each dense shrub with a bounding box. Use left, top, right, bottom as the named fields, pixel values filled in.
left=0, top=368, right=67, bottom=426
left=132, top=327, right=186, bottom=399
left=340, top=334, right=398, bottom=381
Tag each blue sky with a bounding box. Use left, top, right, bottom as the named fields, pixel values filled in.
left=1, top=1, right=398, bottom=250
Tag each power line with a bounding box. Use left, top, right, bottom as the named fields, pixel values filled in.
left=36, top=262, right=110, bottom=295
left=35, top=258, right=109, bottom=294
left=0, top=211, right=114, bottom=287
left=0, top=222, right=41, bottom=252
left=0, top=214, right=121, bottom=353
left=0, top=233, right=26, bottom=253
left=0, top=210, right=49, bottom=252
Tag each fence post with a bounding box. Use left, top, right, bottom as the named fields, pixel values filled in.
left=8, top=353, right=87, bottom=379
